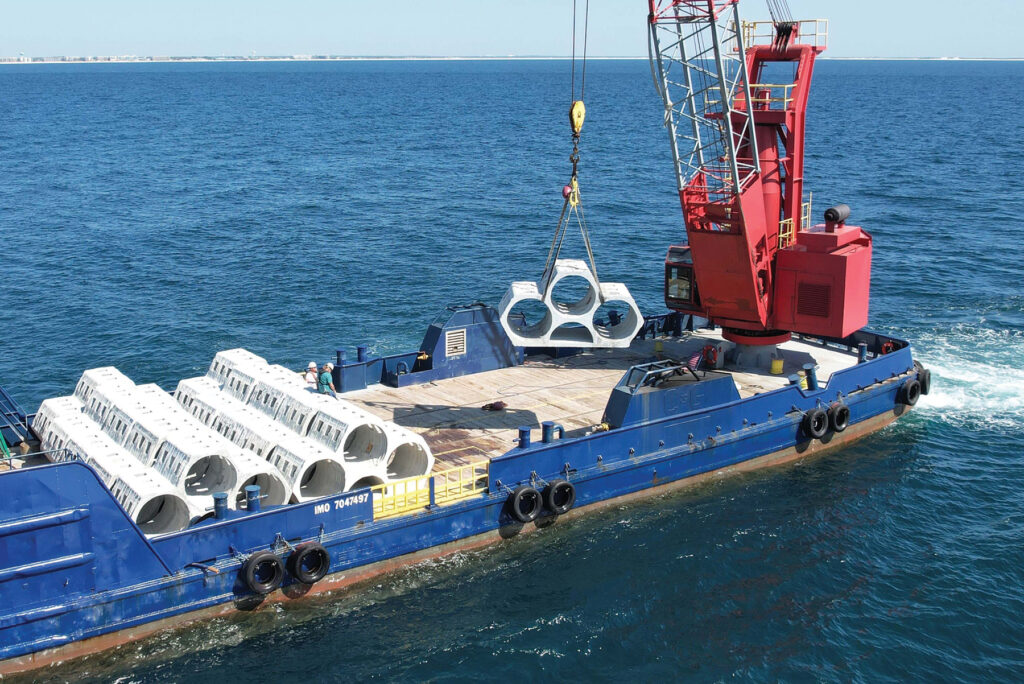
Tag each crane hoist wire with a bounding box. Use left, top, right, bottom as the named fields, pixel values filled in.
left=765, top=0, right=797, bottom=49
left=542, top=0, right=601, bottom=299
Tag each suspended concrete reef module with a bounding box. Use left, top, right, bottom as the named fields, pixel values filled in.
left=499, top=259, right=644, bottom=348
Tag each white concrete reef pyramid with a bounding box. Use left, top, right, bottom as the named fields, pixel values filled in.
left=498, top=258, right=644, bottom=348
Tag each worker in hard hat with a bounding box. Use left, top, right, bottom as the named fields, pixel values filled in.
left=304, top=361, right=318, bottom=389
left=318, top=362, right=337, bottom=397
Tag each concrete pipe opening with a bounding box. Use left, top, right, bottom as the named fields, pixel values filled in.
left=343, top=424, right=387, bottom=462
left=350, top=475, right=385, bottom=491
left=298, top=459, right=347, bottom=499
left=235, top=472, right=289, bottom=508
left=135, top=494, right=190, bottom=535
left=550, top=276, right=598, bottom=316
left=593, top=301, right=640, bottom=341
left=506, top=299, right=552, bottom=337
left=550, top=323, right=595, bottom=345
left=387, top=443, right=431, bottom=479
left=183, top=456, right=237, bottom=497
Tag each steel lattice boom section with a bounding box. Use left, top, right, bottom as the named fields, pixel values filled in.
left=648, top=0, right=760, bottom=205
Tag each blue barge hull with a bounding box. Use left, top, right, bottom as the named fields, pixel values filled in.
left=0, top=309, right=925, bottom=676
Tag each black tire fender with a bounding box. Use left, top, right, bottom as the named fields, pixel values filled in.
left=241, top=551, right=284, bottom=595
left=829, top=402, right=851, bottom=433
left=288, top=542, right=331, bottom=585
left=918, top=368, right=931, bottom=395
left=900, top=379, right=921, bottom=406
left=543, top=479, right=576, bottom=515
left=802, top=407, right=829, bottom=439
left=509, top=485, right=542, bottom=523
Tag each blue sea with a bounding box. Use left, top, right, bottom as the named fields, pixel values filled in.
left=1, top=58, right=1022, bottom=682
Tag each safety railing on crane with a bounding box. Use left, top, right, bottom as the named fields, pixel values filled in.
left=716, top=82, right=795, bottom=111
left=747, top=82, right=795, bottom=108
left=370, top=460, right=489, bottom=520
left=742, top=19, right=829, bottom=50
left=778, top=195, right=813, bottom=248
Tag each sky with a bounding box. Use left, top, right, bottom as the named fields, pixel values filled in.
left=1, top=0, right=1022, bottom=60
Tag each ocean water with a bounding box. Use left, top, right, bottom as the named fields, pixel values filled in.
left=1, top=59, right=1022, bottom=681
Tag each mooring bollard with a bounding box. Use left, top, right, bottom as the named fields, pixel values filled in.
left=213, top=492, right=228, bottom=520
left=245, top=485, right=261, bottom=513
left=802, top=363, right=819, bottom=391
left=541, top=421, right=565, bottom=443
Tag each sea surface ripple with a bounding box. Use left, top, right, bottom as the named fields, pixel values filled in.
left=0, top=59, right=1022, bottom=682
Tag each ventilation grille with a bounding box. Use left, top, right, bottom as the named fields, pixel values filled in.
left=797, top=282, right=831, bottom=318
left=445, top=329, right=467, bottom=357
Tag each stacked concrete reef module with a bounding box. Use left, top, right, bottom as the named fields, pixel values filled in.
left=180, top=349, right=434, bottom=494
left=34, top=396, right=191, bottom=535
left=35, top=366, right=284, bottom=534
left=33, top=351, right=434, bottom=534
left=71, top=369, right=288, bottom=511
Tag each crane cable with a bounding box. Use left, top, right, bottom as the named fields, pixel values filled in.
left=765, top=0, right=796, bottom=49
left=543, top=0, right=601, bottom=299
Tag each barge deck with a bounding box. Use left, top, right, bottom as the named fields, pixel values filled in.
left=347, top=330, right=860, bottom=470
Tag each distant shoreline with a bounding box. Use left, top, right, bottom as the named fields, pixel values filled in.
left=1, top=55, right=1023, bottom=66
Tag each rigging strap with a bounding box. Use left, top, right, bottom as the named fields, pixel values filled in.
left=544, top=0, right=600, bottom=299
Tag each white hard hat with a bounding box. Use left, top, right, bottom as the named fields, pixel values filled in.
left=325, top=362, right=334, bottom=370
left=307, top=362, right=317, bottom=370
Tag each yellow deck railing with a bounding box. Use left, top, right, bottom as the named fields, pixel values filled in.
left=747, top=83, right=795, bottom=108
left=778, top=196, right=813, bottom=249
left=371, top=460, right=490, bottom=520
left=742, top=19, right=829, bottom=50
left=433, top=461, right=489, bottom=504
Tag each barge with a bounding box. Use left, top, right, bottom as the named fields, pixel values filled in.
left=0, top=2, right=930, bottom=676
left=0, top=308, right=929, bottom=675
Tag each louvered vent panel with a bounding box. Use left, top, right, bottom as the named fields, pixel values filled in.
left=445, top=329, right=467, bottom=357
left=797, top=283, right=831, bottom=318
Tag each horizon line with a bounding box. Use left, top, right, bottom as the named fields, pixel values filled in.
left=2, top=55, right=1022, bottom=65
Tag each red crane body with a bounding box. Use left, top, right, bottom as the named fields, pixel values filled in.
left=652, top=2, right=872, bottom=344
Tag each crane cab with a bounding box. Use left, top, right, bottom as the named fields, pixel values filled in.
left=664, top=245, right=703, bottom=314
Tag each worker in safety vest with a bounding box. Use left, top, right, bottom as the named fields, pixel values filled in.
left=318, top=362, right=337, bottom=397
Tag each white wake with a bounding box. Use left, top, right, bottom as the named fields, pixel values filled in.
left=913, top=326, right=1024, bottom=430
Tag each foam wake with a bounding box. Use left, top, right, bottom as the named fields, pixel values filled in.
left=913, top=325, right=1024, bottom=430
